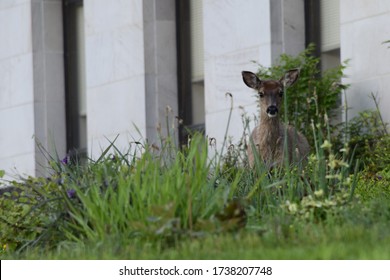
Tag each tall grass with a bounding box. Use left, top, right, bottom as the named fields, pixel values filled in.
left=60, top=133, right=248, bottom=243
left=62, top=89, right=360, bottom=241
left=1, top=90, right=389, bottom=259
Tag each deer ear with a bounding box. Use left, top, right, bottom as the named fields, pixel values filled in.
left=280, top=69, right=300, bottom=87
left=242, top=71, right=262, bottom=90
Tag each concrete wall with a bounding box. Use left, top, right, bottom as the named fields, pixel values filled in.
left=84, top=0, right=178, bottom=158
left=0, top=1, right=35, bottom=179
left=84, top=0, right=147, bottom=158
left=270, top=0, right=305, bottom=62
left=340, top=0, right=390, bottom=122
left=143, top=0, right=178, bottom=143
left=0, top=0, right=66, bottom=180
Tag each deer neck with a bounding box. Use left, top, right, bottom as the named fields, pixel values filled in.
left=259, top=114, right=282, bottom=145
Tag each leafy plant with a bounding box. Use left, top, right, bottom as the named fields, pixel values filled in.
left=354, top=169, right=390, bottom=202
left=341, top=93, right=389, bottom=172
left=280, top=189, right=354, bottom=223
left=0, top=177, right=69, bottom=252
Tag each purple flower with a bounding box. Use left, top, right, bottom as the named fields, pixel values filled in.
left=67, top=189, right=76, bottom=199
left=61, top=155, right=69, bottom=165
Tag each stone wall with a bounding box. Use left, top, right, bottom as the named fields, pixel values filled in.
left=341, top=1, right=390, bottom=122
left=0, top=0, right=66, bottom=179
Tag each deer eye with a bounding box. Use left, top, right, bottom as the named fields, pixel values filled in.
left=279, top=90, right=284, bottom=97
left=259, top=90, right=265, bottom=98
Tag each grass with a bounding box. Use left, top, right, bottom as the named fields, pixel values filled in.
left=6, top=221, right=390, bottom=260
left=1, top=95, right=390, bottom=260
left=1, top=128, right=390, bottom=260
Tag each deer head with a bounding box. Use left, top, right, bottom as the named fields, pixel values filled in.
left=242, top=69, right=299, bottom=118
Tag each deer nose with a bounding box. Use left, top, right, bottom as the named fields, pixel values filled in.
left=266, top=105, right=278, bottom=117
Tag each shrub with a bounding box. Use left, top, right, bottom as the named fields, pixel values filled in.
left=341, top=94, right=389, bottom=172
left=0, top=177, right=69, bottom=252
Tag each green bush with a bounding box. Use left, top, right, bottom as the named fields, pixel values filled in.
left=342, top=102, right=389, bottom=172
left=0, top=177, right=69, bottom=252
left=354, top=169, right=390, bottom=202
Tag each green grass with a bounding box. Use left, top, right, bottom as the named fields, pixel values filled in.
left=7, top=222, right=390, bottom=259
left=1, top=128, right=390, bottom=260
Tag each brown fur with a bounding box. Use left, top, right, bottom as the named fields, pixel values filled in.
left=242, top=70, right=310, bottom=168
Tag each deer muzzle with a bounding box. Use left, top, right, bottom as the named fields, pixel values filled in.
left=266, top=105, right=278, bottom=118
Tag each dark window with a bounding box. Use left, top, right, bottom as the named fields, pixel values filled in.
left=305, top=0, right=341, bottom=71
left=63, top=0, right=87, bottom=160
left=176, top=0, right=205, bottom=144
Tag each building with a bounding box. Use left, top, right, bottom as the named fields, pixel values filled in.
left=1, top=0, right=390, bottom=180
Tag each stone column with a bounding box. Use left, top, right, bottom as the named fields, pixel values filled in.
left=143, top=0, right=179, bottom=144
left=84, top=0, right=147, bottom=158
left=0, top=0, right=66, bottom=179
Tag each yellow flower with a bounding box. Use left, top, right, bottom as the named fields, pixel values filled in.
left=320, top=140, right=332, bottom=150
left=326, top=174, right=342, bottom=180
left=314, top=189, right=324, bottom=198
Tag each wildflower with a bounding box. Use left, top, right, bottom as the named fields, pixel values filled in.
left=325, top=174, right=342, bottom=180
left=175, top=116, right=184, bottom=125
left=310, top=119, right=315, bottom=130
left=328, top=154, right=349, bottom=169
left=287, top=202, right=298, bottom=213
left=343, top=176, right=352, bottom=186
left=308, top=154, right=318, bottom=163
left=166, top=105, right=173, bottom=113
left=320, top=140, right=332, bottom=150
left=61, top=155, right=69, bottom=165
left=314, top=189, right=324, bottom=198
left=67, top=189, right=76, bottom=199
left=324, top=113, right=329, bottom=123
left=339, top=144, right=350, bottom=154
left=209, top=137, right=216, bottom=147
left=1, top=244, right=7, bottom=255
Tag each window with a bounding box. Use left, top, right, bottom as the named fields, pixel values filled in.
left=305, top=0, right=341, bottom=124
left=305, top=0, right=341, bottom=70
left=320, top=0, right=340, bottom=71
left=176, top=0, right=205, bottom=144
left=63, top=0, right=87, bottom=159
left=190, top=0, right=205, bottom=126
left=320, top=0, right=340, bottom=52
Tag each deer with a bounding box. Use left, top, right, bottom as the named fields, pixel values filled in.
left=241, top=69, right=310, bottom=168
